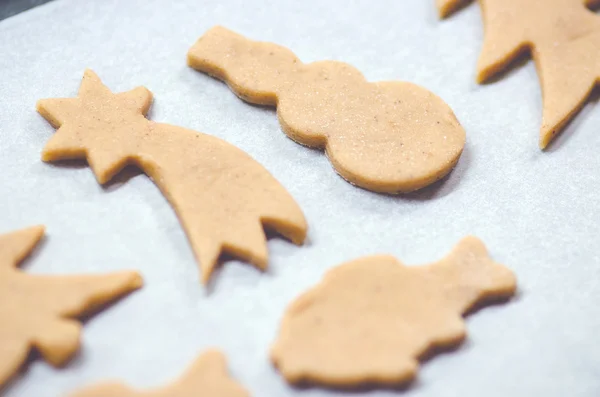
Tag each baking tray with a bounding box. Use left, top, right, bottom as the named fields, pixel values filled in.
left=0, top=0, right=599, bottom=396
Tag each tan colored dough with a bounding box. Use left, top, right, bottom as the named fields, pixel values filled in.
left=436, top=0, right=471, bottom=17
left=187, top=26, right=466, bottom=194
left=271, top=236, right=516, bottom=387
left=0, top=225, right=142, bottom=389
left=37, top=70, right=307, bottom=284
left=439, top=0, right=600, bottom=148
left=67, top=350, right=249, bottom=397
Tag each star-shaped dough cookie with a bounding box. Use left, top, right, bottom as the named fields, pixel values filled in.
left=68, top=350, right=249, bottom=397
left=0, top=226, right=142, bottom=388
left=438, top=0, right=600, bottom=148
left=37, top=70, right=307, bottom=284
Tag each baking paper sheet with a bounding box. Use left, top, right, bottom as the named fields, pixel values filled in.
left=1, top=0, right=599, bottom=396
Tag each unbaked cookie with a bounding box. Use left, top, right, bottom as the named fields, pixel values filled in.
left=439, top=0, right=600, bottom=148
left=0, top=225, right=142, bottom=388
left=37, top=70, right=307, bottom=284
left=188, top=26, right=466, bottom=194
left=68, top=350, right=248, bottom=397
left=271, top=236, right=516, bottom=387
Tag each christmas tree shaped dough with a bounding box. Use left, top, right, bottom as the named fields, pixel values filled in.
left=0, top=226, right=142, bottom=388
left=37, top=70, right=307, bottom=284
left=188, top=26, right=466, bottom=194
left=68, top=350, right=249, bottom=397
left=271, top=236, right=517, bottom=387
left=439, top=0, right=600, bottom=148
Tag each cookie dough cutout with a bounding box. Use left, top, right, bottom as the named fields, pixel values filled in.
left=271, top=236, right=517, bottom=387
left=436, top=0, right=472, bottom=17
left=188, top=26, right=466, bottom=194
left=37, top=70, right=307, bottom=284
left=0, top=226, right=142, bottom=388
left=440, top=0, right=600, bottom=148
left=68, top=350, right=249, bottom=397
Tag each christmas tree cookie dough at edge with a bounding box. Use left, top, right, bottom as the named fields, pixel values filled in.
left=0, top=226, right=142, bottom=389
left=270, top=236, right=516, bottom=387
left=439, top=0, right=600, bottom=17
left=36, top=70, right=307, bottom=285
left=439, top=0, right=600, bottom=148
left=187, top=26, right=466, bottom=194
left=67, top=350, right=249, bottom=397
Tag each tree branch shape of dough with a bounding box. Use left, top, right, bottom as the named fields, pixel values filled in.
left=68, top=350, right=249, bottom=397
left=0, top=226, right=142, bottom=389
left=37, top=70, right=307, bottom=284
left=438, top=0, right=600, bottom=148
left=187, top=26, right=466, bottom=194
left=271, top=236, right=517, bottom=387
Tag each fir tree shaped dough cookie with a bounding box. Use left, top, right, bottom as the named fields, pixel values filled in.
left=271, top=236, right=517, bottom=387
left=439, top=0, right=600, bottom=148
left=68, top=350, right=249, bottom=397
left=37, top=70, right=307, bottom=284
left=0, top=226, right=142, bottom=388
left=188, top=26, right=466, bottom=194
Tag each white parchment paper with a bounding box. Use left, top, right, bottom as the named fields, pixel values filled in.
left=1, top=0, right=599, bottom=396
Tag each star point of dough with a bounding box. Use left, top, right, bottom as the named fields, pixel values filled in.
left=37, top=70, right=307, bottom=285
left=36, top=70, right=154, bottom=182
left=0, top=226, right=142, bottom=388
left=67, top=350, right=249, bottom=397
left=271, top=236, right=516, bottom=387
left=440, top=0, right=600, bottom=148
left=436, top=0, right=471, bottom=17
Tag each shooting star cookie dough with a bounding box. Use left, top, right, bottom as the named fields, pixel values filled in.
left=439, top=0, right=600, bottom=148
left=271, top=236, right=517, bottom=387
left=188, top=26, right=466, bottom=194
left=0, top=226, right=142, bottom=389
left=37, top=70, right=307, bottom=284
left=67, top=350, right=249, bottom=397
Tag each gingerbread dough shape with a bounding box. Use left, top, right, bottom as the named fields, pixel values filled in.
left=439, top=0, right=600, bottom=148
left=67, top=350, right=249, bottom=397
left=271, top=236, right=517, bottom=387
left=188, top=26, right=466, bottom=194
left=436, top=0, right=471, bottom=17
left=0, top=226, right=142, bottom=389
left=37, top=70, right=307, bottom=284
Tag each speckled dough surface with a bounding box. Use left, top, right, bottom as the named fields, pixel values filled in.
left=37, top=70, right=307, bottom=284
left=439, top=0, right=600, bottom=148
left=0, top=226, right=142, bottom=389
left=187, top=26, right=466, bottom=194
left=271, top=236, right=517, bottom=387
left=68, top=350, right=249, bottom=397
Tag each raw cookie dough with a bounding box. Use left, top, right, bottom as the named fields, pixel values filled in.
left=37, top=70, right=307, bottom=284
left=439, top=0, right=600, bottom=148
left=436, top=0, right=471, bottom=17
left=67, top=350, right=249, bottom=397
left=0, top=225, right=142, bottom=389
left=271, top=236, right=517, bottom=387
left=188, top=26, right=466, bottom=194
